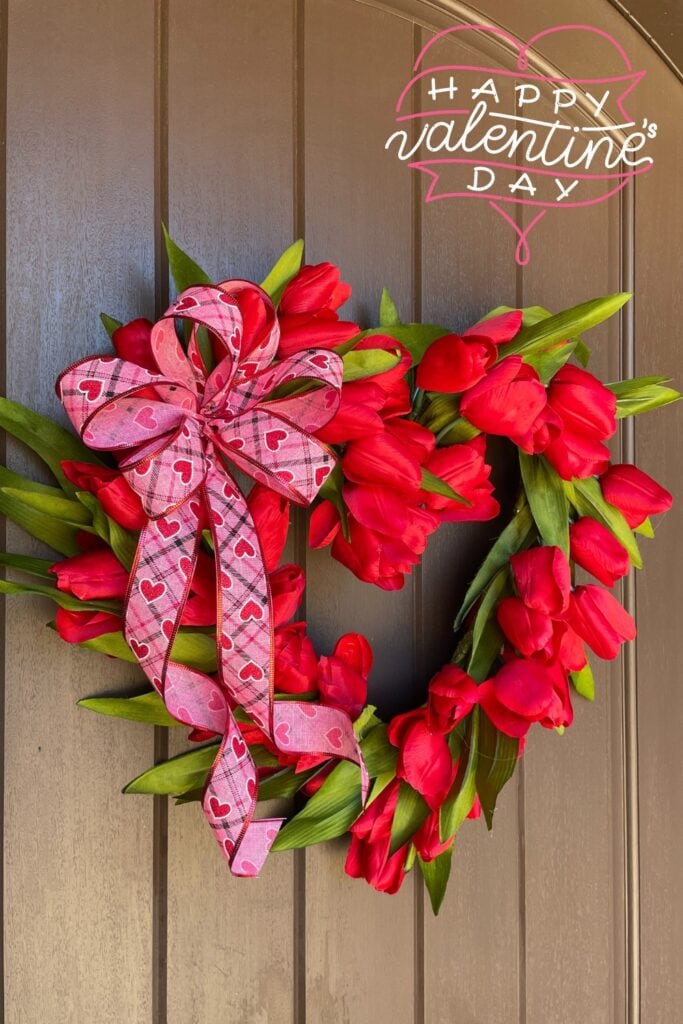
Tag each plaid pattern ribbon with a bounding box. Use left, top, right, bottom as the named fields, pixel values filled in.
left=57, top=280, right=367, bottom=876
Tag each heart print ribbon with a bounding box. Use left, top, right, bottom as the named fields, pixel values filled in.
left=57, top=280, right=367, bottom=876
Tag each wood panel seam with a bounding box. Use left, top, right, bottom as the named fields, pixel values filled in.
left=0, top=0, right=8, bottom=1018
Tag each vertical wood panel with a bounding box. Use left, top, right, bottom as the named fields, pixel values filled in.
left=414, top=21, right=523, bottom=1024
left=4, top=2, right=156, bottom=1022
left=631, top=47, right=683, bottom=1024
left=302, top=2, right=417, bottom=1020
left=165, top=4, right=297, bottom=1022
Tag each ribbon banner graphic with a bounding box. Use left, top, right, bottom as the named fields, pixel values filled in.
left=58, top=281, right=367, bottom=876
left=385, top=24, right=657, bottom=264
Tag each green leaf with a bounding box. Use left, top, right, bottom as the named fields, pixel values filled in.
left=389, top=782, right=429, bottom=855
left=420, top=467, right=470, bottom=505
left=360, top=722, right=398, bottom=777
left=436, top=417, right=482, bottom=446
left=0, top=577, right=120, bottom=613
left=476, top=713, right=520, bottom=829
left=519, top=453, right=569, bottom=556
left=260, top=239, right=304, bottom=306
left=257, top=766, right=318, bottom=802
left=504, top=293, right=631, bottom=360
left=0, top=397, right=105, bottom=493
left=272, top=759, right=363, bottom=851
left=0, top=551, right=55, bottom=578
left=100, top=313, right=122, bottom=339
left=317, top=462, right=349, bottom=541
left=379, top=287, right=401, bottom=327
left=606, top=376, right=682, bottom=418
left=523, top=340, right=577, bottom=384
left=348, top=324, right=447, bottom=365
left=634, top=516, right=654, bottom=539
left=80, top=629, right=217, bottom=672
left=125, top=743, right=219, bottom=795
left=0, top=487, right=82, bottom=555
left=79, top=691, right=181, bottom=727
left=467, top=570, right=511, bottom=681
left=342, top=348, right=400, bottom=382
left=0, top=464, right=66, bottom=499
left=440, top=707, right=479, bottom=840
left=566, top=476, right=642, bottom=569
left=163, top=224, right=211, bottom=293
left=1, top=487, right=92, bottom=526
left=571, top=662, right=595, bottom=701
left=455, top=502, right=534, bottom=630
left=418, top=845, right=453, bottom=915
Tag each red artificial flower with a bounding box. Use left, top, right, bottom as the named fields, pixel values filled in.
left=315, top=379, right=386, bottom=444
left=308, top=500, right=343, bottom=549
left=318, top=632, right=372, bottom=719
left=387, top=709, right=455, bottom=810
left=331, top=504, right=437, bottom=591
left=246, top=483, right=290, bottom=573
left=342, top=431, right=423, bottom=497
left=515, top=404, right=563, bottom=455
left=566, top=584, right=636, bottom=659
left=111, top=318, right=157, bottom=372
left=427, top=664, right=479, bottom=733
left=345, top=778, right=408, bottom=894
left=413, top=811, right=454, bottom=862
left=569, top=517, right=629, bottom=587
left=279, top=262, right=351, bottom=316
left=273, top=622, right=318, bottom=693
left=543, top=364, right=617, bottom=479
left=478, top=658, right=566, bottom=738
left=461, top=309, right=523, bottom=345
left=600, top=463, right=673, bottom=528
left=270, top=564, right=305, bottom=628
left=416, top=333, right=497, bottom=394
left=383, top=418, right=435, bottom=464
left=55, top=607, right=122, bottom=643
left=50, top=548, right=129, bottom=601
left=497, top=596, right=555, bottom=658
left=459, top=356, right=547, bottom=446
left=61, top=460, right=147, bottom=531
left=354, top=336, right=413, bottom=418
left=277, top=263, right=358, bottom=358
left=510, top=546, right=571, bottom=616
left=421, top=437, right=500, bottom=523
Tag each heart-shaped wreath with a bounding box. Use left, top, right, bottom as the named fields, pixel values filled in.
left=0, top=235, right=677, bottom=912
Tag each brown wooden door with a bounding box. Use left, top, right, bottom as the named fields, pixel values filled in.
left=2, top=2, right=681, bottom=1022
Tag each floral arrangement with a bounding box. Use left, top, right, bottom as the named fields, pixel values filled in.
left=0, top=234, right=677, bottom=912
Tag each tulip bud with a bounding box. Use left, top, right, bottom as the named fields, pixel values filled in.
left=566, top=584, right=636, bottom=659
left=510, top=546, right=571, bottom=616
left=569, top=517, right=629, bottom=586
left=600, top=463, right=673, bottom=528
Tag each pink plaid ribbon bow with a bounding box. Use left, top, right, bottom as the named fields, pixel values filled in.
left=57, top=280, right=367, bottom=875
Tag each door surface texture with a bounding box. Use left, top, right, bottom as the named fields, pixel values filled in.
left=2, top=2, right=681, bottom=1023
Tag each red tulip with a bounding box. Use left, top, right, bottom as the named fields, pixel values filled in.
left=343, top=431, right=423, bottom=497
left=422, top=437, right=500, bottom=523
left=461, top=309, right=523, bottom=345
left=270, top=564, right=305, bottom=628
left=331, top=507, right=434, bottom=590
left=343, top=484, right=438, bottom=549
left=111, top=318, right=157, bottom=372
left=497, top=596, right=554, bottom=657
left=50, top=548, right=129, bottom=601
left=387, top=709, right=455, bottom=810
left=354, top=336, right=413, bottom=418
left=345, top=778, right=408, bottom=894
left=427, top=664, right=479, bottom=733
left=318, top=633, right=372, bottom=719
left=413, top=811, right=454, bottom=862
left=600, top=463, right=673, bottom=528
left=566, top=584, right=636, bottom=659
left=308, top=499, right=343, bottom=549
left=416, top=333, right=497, bottom=393
left=569, top=517, right=629, bottom=587
left=55, top=607, right=122, bottom=643
left=273, top=622, right=318, bottom=693
left=315, top=379, right=386, bottom=444
left=277, top=311, right=361, bottom=357
left=279, top=262, right=351, bottom=316
left=246, top=483, right=290, bottom=573
left=543, top=364, right=616, bottom=478
left=510, top=546, right=571, bottom=616
left=61, top=460, right=147, bottom=531
left=478, top=659, right=565, bottom=738
left=515, top=405, right=563, bottom=455
left=459, top=356, right=547, bottom=444
left=383, top=418, right=435, bottom=464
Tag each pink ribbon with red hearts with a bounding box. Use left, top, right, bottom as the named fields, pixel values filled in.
left=57, top=280, right=367, bottom=875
